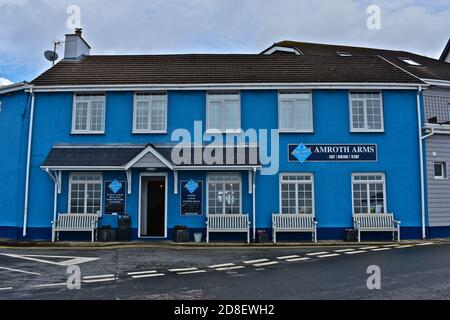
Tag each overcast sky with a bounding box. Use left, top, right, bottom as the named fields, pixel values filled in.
left=0, top=0, right=449, bottom=84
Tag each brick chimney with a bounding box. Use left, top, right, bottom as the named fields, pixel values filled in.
left=64, top=28, right=91, bottom=59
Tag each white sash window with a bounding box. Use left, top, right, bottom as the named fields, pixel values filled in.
left=72, top=94, right=106, bottom=134
left=352, top=173, right=386, bottom=214
left=280, top=174, right=315, bottom=215
left=69, top=174, right=102, bottom=214
left=207, top=173, right=241, bottom=214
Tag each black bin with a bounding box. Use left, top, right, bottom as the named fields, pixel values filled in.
left=174, top=225, right=189, bottom=243
left=116, top=214, right=132, bottom=242
left=344, top=228, right=357, bottom=242
left=98, top=225, right=116, bottom=242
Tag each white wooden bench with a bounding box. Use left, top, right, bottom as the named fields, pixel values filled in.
left=52, top=213, right=100, bottom=242
left=206, top=214, right=251, bottom=244
left=353, top=213, right=401, bottom=243
left=272, top=214, right=318, bottom=243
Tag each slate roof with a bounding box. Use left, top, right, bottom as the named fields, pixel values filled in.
left=263, top=41, right=450, bottom=82
left=42, top=144, right=261, bottom=168
left=31, top=54, right=423, bottom=86
left=440, top=38, right=450, bottom=62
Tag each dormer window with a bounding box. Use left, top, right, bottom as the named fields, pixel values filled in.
left=336, top=51, right=352, bottom=57
left=398, top=57, right=421, bottom=66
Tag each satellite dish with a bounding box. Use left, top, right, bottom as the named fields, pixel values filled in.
left=44, top=50, right=59, bottom=62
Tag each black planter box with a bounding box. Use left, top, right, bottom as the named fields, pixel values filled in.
left=174, top=226, right=189, bottom=242
left=344, top=229, right=357, bottom=242
left=257, top=231, right=269, bottom=243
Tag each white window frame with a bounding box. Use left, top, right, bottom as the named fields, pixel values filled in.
left=132, top=92, right=168, bottom=134
left=68, top=173, right=103, bottom=215
left=351, top=173, right=387, bottom=215
left=279, top=173, right=315, bottom=216
left=349, top=92, right=384, bottom=133
left=206, top=92, right=241, bottom=134
left=434, top=161, right=447, bottom=180
left=71, top=94, right=106, bottom=134
left=278, top=92, right=314, bottom=133
left=206, top=173, right=242, bottom=215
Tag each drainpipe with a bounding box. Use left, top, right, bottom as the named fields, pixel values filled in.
left=252, top=167, right=256, bottom=242
left=416, top=86, right=426, bottom=239
left=22, top=88, right=35, bottom=237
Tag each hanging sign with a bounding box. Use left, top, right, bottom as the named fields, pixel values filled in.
left=289, top=143, right=377, bottom=162
left=180, top=180, right=203, bottom=216
left=104, top=180, right=126, bottom=215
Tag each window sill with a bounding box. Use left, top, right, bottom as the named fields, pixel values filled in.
left=279, top=129, right=314, bottom=134
left=350, top=129, right=385, bottom=133
left=70, top=131, right=105, bottom=135
left=132, top=131, right=168, bottom=135
left=205, top=129, right=244, bottom=135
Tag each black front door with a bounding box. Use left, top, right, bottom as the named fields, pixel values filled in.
left=146, top=179, right=166, bottom=237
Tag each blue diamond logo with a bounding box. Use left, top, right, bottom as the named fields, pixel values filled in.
left=292, top=143, right=312, bottom=163
left=109, top=180, right=122, bottom=194
left=185, top=180, right=199, bottom=194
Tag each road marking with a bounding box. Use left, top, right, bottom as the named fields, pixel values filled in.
left=244, top=259, right=269, bottom=264
left=216, top=266, right=245, bottom=271
left=395, top=245, right=415, bottom=249
left=286, top=257, right=310, bottom=262
left=0, top=266, right=41, bottom=276
left=334, top=249, right=355, bottom=253
left=317, top=253, right=341, bottom=258
left=306, top=252, right=329, bottom=256
left=32, top=283, right=67, bottom=288
left=359, top=246, right=378, bottom=250
left=0, top=253, right=99, bottom=266
left=127, top=270, right=158, bottom=276
left=83, top=278, right=116, bottom=283
left=383, top=244, right=400, bottom=247
left=131, top=273, right=165, bottom=279
left=253, top=261, right=279, bottom=267
left=416, top=242, right=434, bottom=246
left=276, top=255, right=300, bottom=260
left=371, top=248, right=392, bottom=251
left=83, top=274, right=115, bottom=280
left=345, top=250, right=367, bottom=255
left=209, top=263, right=235, bottom=268
left=177, top=270, right=207, bottom=275
left=0, top=287, right=13, bottom=291
left=168, top=267, right=198, bottom=272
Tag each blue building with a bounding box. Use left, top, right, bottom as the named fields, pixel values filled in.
left=0, top=30, right=436, bottom=242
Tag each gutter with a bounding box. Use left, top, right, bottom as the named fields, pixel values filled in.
left=416, top=86, right=426, bottom=239
left=22, top=88, right=35, bottom=237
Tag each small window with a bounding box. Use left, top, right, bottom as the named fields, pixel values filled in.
left=72, top=94, right=106, bottom=134
left=279, top=92, right=313, bottom=132
left=352, top=173, right=386, bottom=214
left=133, top=93, right=167, bottom=133
left=69, top=173, right=102, bottom=214
left=206, top=93, right=241, bottom=133
left=336, top=51, right=352, bottom=57
left=434, top=162, right=447, bottom=179
left=280, top=174, right=315, bottom=215
left=447, top=104, right=450, bottom=122
left=398, top=57, right=421, bottom=66
left=349, top=92, right=384, bottom=132
left=207, top=173, right=241, bottom=214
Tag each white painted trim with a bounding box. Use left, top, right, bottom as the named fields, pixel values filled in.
left=126, top=169, right=132, bottom=194
left=422, top=79, right=450, bottom=88
left=278, top=91, right=314, bottom=133
left=124, top=145, right=174, bottom=170
left=349, top=91, right=385, bottom=133
left=261, top=46, right=303, bottom=55
left=206, top=92, right=241, bottom=132
left=132, top=92, right=168, bottom=134
left=174, top=171, right=178, bottom=195
left=351, top=172, right=387, bottom=215
left=138, top=172, right=168, bottom=239
left=68, top=172, right=103, bottom=215
left=206, top=172, right=242, bottom=215
left=41, top=166, right=124, bottom=171
left=71, top=93, right=106, bottom=135
left=0, top=82, right=31, bottom=95
left=30, top=83, right=427, bottom=92
left=279, top=173, right=315, bottom=216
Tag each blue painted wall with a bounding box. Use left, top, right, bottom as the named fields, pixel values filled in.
left=0, top=89, right=428, bottom=240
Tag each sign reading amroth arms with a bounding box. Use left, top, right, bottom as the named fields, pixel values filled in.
left=289, top=144, right=377, bottom=163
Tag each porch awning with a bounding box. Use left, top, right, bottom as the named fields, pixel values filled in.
left=41, top=144, right=262, bottom=171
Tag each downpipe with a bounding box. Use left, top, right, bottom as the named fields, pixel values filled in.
left=417, top=86, right=426, bottom=239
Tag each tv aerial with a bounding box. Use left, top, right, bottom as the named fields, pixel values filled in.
left=44, top=40, right=63, bottom=66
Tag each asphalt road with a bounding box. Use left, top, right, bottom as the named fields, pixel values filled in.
left=0, top=242, right=449, bottom=300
